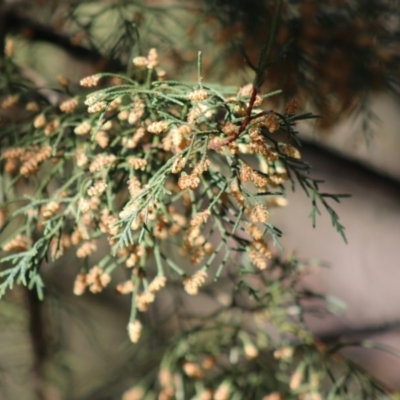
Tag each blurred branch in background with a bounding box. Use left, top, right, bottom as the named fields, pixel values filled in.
left=199, top=0, right=400, bottom=130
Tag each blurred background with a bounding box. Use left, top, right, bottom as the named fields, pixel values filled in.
left=1, top=0, right=400, bottom=398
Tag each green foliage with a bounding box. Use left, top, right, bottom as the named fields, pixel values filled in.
left=0, top=1, right=395, bottom=399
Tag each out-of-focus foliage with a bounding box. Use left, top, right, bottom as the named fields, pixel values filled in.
left=199, top=0, right=400, bottom=130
